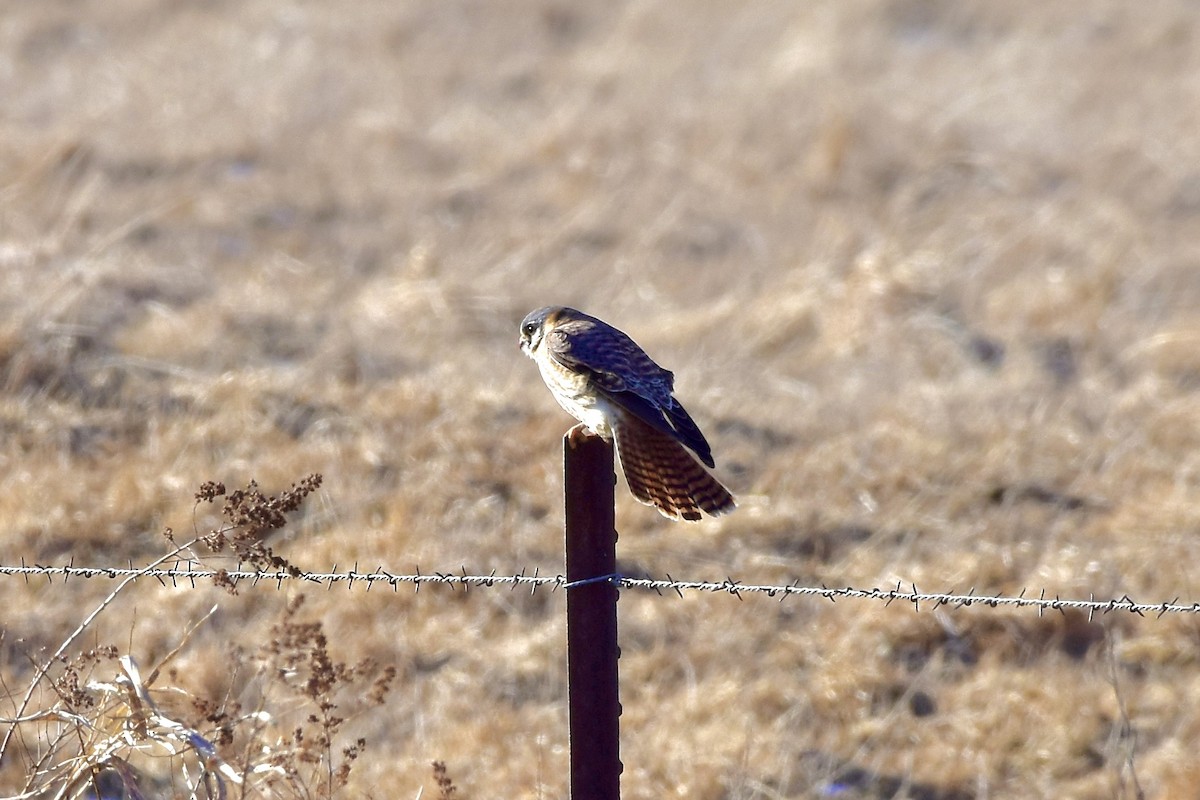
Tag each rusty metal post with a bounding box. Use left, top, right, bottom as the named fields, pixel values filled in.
left=564, top=431, right=621, bottom=800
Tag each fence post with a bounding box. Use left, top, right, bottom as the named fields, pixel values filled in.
left=564, top=431, right=621, bottom=800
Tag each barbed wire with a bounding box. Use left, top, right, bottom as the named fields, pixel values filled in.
left=1, top=561, right=1194, bottom=621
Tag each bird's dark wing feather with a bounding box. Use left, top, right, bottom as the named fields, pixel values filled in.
left=658, top=400, right=715, bottom=467
left=546, top=317, right=716, bottom=467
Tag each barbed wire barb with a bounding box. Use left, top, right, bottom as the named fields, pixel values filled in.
left=1159, top=598, right=1178, bottom=619
left=932, top=589, right=948, bottom=610
left=781, top=580, right=798, bottom=603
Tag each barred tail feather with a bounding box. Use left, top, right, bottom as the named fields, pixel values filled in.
left=614, top=414, right=735, bottom=522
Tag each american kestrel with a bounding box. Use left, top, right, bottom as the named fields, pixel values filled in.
left=519, top=306, right=735, bottom=521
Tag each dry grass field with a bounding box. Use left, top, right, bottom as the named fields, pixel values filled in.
left=2, top=0, right=1200, bottom=797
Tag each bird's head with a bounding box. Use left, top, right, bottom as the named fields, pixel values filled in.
left=518, top=306, right=562, bottom=357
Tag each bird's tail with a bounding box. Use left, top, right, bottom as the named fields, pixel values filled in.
left=614, top=415, right=735, bottom=521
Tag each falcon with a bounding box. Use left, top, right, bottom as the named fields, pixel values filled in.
left=519, top=306, right=735, bottom=521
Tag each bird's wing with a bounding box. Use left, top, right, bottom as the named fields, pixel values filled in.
left=545, top=318, right=716, bottom=466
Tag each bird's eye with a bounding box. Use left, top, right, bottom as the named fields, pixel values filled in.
left=522, top=322, right=537, bottom=336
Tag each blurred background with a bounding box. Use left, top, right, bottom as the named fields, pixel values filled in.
left=1, top=0, right=1199, bottom=797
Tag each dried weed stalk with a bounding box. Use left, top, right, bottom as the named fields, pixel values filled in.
left=190, top=474, right=324, bottom=585
left=228, top=593, right=397, bottom=798
left=0, top=474, right=396, bottom=799
left=431, top=760, right=463, bottom=800
left=3, top=623, right=243, bottom=799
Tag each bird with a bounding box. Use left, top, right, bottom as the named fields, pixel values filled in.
left=519, top=306, right=735, bottom=521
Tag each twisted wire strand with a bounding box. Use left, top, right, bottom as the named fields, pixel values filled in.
left=0, top=562, right=1193, bottom=620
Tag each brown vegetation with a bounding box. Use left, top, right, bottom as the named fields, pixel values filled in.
left=2, top=0, right=1199, bottom=797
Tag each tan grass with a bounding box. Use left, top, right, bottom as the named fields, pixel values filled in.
left=2, top=0, right=1200, bottom=797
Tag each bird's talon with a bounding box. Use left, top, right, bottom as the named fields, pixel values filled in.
left=566, top=423, right=591, bottom=448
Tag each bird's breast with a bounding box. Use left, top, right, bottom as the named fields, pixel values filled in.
left=536, top=355, right=618, bottom=438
